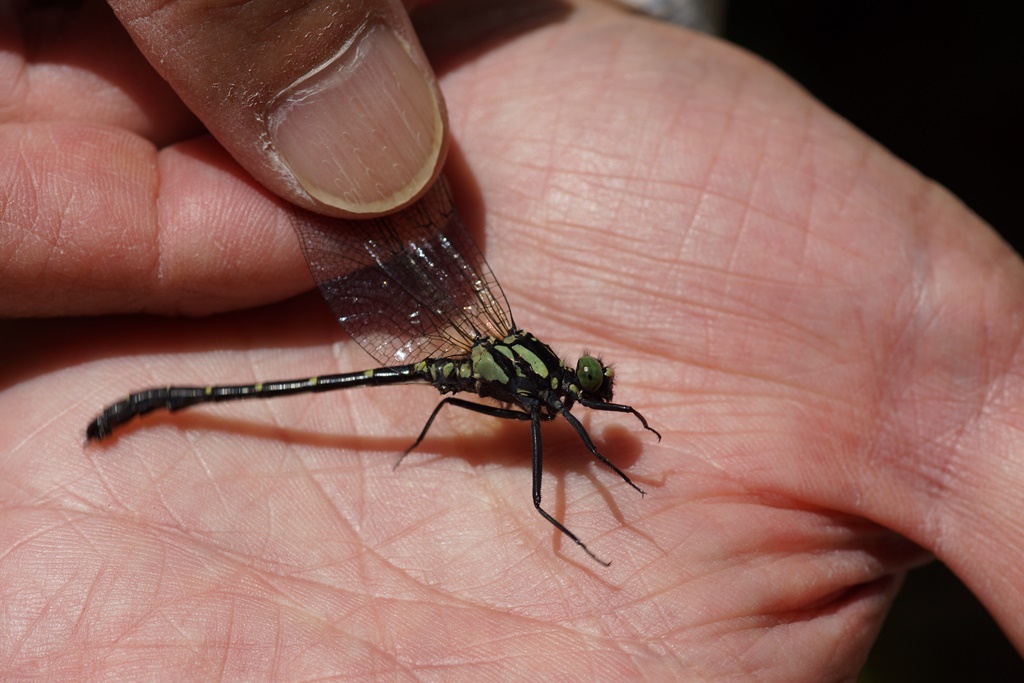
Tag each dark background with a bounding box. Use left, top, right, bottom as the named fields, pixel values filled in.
left=722, top=2, right=1023, bottom=679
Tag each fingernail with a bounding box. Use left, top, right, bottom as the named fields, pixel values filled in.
left=268, top=23, right=445, bottom=214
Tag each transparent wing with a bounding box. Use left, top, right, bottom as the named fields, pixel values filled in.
left=289, top=176, right=515, bottom=366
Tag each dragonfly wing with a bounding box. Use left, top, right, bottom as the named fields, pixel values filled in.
left=289, top=176, right=515, bottom=367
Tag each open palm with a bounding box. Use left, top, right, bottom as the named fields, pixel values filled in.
left=4, top=1, right=1022, bottom=679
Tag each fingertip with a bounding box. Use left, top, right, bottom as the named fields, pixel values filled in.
left=268, top=22, right=447, bottom=216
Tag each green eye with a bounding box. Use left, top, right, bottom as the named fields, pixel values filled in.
left=576, top=356, right=604, bottom=393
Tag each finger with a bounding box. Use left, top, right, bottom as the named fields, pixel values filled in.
left=0, top=2, right=199, bottom=145
left=0, top=122, right=309, bottom=317
left=108, top=0, right=448, bottom=217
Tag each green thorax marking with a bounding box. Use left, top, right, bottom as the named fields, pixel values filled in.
left=510, top=342, right=550, bottom=378
left=472, top=341, right=509, bottom=384
left=470, top=333, right=568, bottom=389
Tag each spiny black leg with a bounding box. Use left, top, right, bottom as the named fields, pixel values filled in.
left=559, top=407, right=646, bottom=497
left=395, top=397, right=538, bottom=469
left=577, top=399, right=662, bottom=442
left=530, top=406, right=610, bottom=567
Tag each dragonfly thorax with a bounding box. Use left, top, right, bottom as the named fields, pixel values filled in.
left=418, top=331, right=614, bottom=413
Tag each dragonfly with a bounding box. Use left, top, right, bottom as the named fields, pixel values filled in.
left=87, top=176, right=660, bottom=565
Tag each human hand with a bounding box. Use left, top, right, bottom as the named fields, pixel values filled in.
left=5, top=0, right=1023, bottom=679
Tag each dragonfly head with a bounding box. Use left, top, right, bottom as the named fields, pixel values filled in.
left=575, top=355, right=615, bottom=402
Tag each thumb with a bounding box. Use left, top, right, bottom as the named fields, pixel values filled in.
left=109, top=0, right=447, bottom=216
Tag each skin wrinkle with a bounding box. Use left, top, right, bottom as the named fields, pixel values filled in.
left=635, top=269, right=837, bottom=370
left=73, top=557, right=108, bottom=643
left=126, top=133, right=165, bottom=301
left=767, top=153, right=815, bottom=272
left=982, top=315, right=1024, bottom=442
left=864, top=196, right=996, bottom=548
left=788, top=121, right=823, bottom=281
left=191, top=445, right=233, bottom=515
left=939, top=300, right=1024, bottom=548
left=723, top=148, right=769, bottom=298
left=10, top=133, right=47, bottom=259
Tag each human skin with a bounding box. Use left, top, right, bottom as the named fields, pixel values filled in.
left=2, top=0, right=1023, bottom=680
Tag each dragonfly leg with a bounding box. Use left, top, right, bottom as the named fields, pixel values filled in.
left=530, top=405, right=611, bottom=567
left=577, top=398, right=662, bottom=442
left=395, top=397, right=535, bottom=469
left=558, top=407, right=646, bottom=497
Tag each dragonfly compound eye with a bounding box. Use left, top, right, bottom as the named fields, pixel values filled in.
left=576, top=356, right=605, bottom=394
